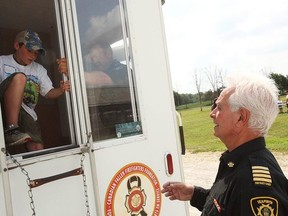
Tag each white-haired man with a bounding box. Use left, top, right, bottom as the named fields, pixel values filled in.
left=162, top=73, right=288, bottom=215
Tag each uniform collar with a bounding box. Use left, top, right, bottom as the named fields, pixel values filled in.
left=220, top=137, right=266, bottom=168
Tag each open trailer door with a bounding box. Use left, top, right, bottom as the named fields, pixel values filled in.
left=0, top=1, right=95, bottom=215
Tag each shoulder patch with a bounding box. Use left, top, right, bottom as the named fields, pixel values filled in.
left=251, top=166, right=272, bottom=186
left=250, top=196, right=278, bottom=216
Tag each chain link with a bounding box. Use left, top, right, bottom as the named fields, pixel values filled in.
left=81, top=152, right=91, bottom=216
left=1, top=148, right=36, bottom=216
left=79, top=131, right=92, bottom=216
left=2, top=133, right=92, bottom=216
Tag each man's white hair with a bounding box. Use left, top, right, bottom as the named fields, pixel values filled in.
left=226, top=73, right=279, bottom=136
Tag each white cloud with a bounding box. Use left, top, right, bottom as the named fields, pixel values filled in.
left=163, top=0, right=288, bottom=93
left=85, top=5, right=122, bottom=47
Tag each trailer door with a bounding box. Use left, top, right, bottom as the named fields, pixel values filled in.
left=74, top=0, right=189, bottom=215
left=0, top=0, right=189, bottom=215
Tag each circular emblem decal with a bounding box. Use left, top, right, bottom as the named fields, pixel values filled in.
left=105, top=163, right=161, bottom=216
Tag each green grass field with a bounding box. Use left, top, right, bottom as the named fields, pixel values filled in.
left=179, top=106, right=288, bottom=153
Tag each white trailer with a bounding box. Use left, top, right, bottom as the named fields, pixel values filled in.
left=0, top=0, right=189, bottom=215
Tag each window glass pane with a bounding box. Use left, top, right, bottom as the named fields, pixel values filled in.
left=75, top=0, right=140, bottom=141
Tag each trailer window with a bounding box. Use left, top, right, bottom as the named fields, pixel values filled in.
left=75, top=0, right=141, bottom=141
left=0, top=0, right=74, bottom=155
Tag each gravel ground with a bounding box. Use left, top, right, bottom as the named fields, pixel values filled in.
left=182, top=151, right=288, bottom=216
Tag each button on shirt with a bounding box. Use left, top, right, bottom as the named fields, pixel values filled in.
left=190, top=137, right=288, bottom=215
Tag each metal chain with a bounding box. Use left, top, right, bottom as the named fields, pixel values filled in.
left=81, top=152, right=91, bottom=216
left=2, top=131, right=92, bottom=216
left=80, top=131, right=92, bottom=216
left=1, top=148, right=36, bottom=216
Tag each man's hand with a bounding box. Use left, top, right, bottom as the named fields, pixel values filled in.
left=161, top=181, right=194, bottom=201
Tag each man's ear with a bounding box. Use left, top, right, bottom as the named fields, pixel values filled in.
left=237, top=108, right=250, bottom=126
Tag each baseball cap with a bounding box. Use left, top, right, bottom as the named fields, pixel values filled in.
left=15, top=29, right=46, bottom=55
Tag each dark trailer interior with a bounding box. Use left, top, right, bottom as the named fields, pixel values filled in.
left=0, top=1, right=72, bottom=152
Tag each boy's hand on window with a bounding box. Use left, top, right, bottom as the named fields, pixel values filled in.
left=57, top=58, right=69, bottom=77
left=60, top=80, right=70, bottom=93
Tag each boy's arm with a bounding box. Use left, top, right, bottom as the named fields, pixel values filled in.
left=45, top=80, right=70, bottom=99
left=45, top=58, right=70, bottom=99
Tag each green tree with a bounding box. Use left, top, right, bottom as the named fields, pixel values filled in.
left=269, top=73, right=288, bottom=94
left=173, top=91, right=181, bottom=106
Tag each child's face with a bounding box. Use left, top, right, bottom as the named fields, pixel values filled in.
left=14, top=43, right=40, bottom=66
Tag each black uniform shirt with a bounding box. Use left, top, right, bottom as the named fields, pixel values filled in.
left=190, top=137, right=288, bottom=216
left=106, top=60, right=129, bottom=86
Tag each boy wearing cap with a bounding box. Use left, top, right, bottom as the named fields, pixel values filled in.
left=0, top=29, right=70, bottom=152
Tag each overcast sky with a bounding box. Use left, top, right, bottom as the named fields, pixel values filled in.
left=162, top=0, right=288, bottom=94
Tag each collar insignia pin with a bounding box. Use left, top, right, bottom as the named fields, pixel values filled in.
left=227, top=162, right=234, bottom=168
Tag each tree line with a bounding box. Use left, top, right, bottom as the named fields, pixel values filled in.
left=174, top=71, right=288, bottom=108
